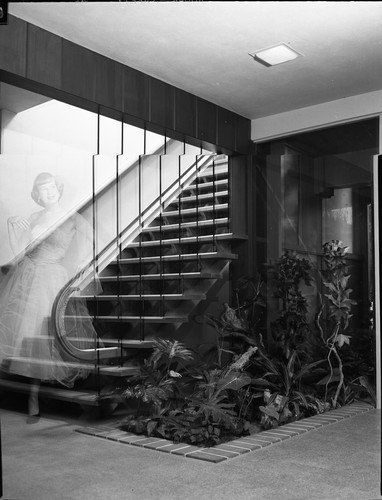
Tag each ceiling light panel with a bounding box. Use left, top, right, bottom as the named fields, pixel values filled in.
left=249, top=44, right=302, bottom=67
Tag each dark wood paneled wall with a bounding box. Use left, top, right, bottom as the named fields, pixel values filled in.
left=0, top=15, right=251, bottom=154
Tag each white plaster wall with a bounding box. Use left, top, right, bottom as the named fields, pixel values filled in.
left=0, top=96, right=207, bottom=267
left=0, top=99, right=165, bottom=266
left=0, top=101, right=97, bottom=265
left=251, top=90, right=382, bottom=143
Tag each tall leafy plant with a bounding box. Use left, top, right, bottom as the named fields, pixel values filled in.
left=203, top=275, right=266, bottom=366
left=269, top=250, right=313, bottom=359
left=315, top=240, right=357, bottom=407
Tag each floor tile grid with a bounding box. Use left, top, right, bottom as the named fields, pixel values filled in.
left=75, top=401, right=374, bottom=463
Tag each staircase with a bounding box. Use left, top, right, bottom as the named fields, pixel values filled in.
left=0, top=156, right=246, bottom=412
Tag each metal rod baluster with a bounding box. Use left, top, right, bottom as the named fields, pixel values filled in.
left=212, top=156, right=217, bottom=252
left=178, top=145, right=183, bottom=294
left=159, top=137, right=164, bottom=317
left=138, top=129, right=146, bottom=342
left=196, top=149, right=202, bottom=272
left=116, top=119, right=123, bottom=364
left=93, top=112, right=101, bottom=395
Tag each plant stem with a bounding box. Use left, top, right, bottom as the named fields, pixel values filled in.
left=324, top=323, right=341, bottom=406
left=331, top=344, right=344, bottom=407
left=315, top=295, right=326, bottom=345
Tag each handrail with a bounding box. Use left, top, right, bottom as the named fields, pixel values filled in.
left=51, top=152, right=216, bottom=361
left=51, top=283, right=110, bottom=361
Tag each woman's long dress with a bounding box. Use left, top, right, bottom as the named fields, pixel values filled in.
left=0, top=214, right=97, bottom=387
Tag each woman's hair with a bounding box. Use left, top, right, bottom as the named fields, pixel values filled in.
left=31, top=172, right=64, bottom=206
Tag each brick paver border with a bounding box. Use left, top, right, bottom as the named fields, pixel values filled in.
left=75, top=401, right=374, bottom=463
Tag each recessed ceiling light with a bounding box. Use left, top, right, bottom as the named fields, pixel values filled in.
left=249, top=44, right=302, bottom=67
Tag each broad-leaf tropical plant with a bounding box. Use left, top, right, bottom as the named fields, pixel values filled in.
left=251, top=349, right=328, bottom=428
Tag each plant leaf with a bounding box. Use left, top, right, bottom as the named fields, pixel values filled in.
left=336, top=334, right=351, bottom=348
left=216, top=371, right=251, bottom=393
left=259, top=405, right=280, bottom=421
left=146, top=419, right=158, bottom=436
left=316, top=368, right=341, bottom=385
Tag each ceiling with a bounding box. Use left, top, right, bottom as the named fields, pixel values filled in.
left=9, top=1, right=382, bottom=120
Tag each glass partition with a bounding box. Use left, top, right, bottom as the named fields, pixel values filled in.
left=255, top=118, right=378, bottom=404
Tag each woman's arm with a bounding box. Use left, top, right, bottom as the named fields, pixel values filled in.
left=7, top=215, right=32, bottom=257
left=65, top=213, right=102, bottom=294
left=74, top=213, right=94, bottom=266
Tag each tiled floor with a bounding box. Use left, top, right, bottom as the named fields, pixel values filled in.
left=1, top=397, right=381, bottom=499
left=75, top=401, right=374, bottom=463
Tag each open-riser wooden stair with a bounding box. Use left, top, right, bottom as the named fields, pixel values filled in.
left=0, top=157, right=245, bottom=412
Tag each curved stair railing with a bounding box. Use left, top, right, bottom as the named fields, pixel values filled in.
left=51, top=152, right=217, bottom=362
left=51, top=279, right=114, bottom=362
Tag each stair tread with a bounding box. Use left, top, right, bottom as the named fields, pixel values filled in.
left=114, top=251, right=237, bottom=264
left=178, top=191, right=228, bottom=202
left=10, top=336, right=121, bottom=360
left=99, top=271, right=222, bottom=280
left=128, top=232, right=246, bottom=248
left=68, top=315, right=189, bottom=323
left=198, top=166, right=228, bottom=177
left=75, top=293, right=206, bottom=300
left=102, top=340, right=155, bottom=348
left=0, top=378, right=100, bottom=405
left=163, top=203, right=228, bottom=217
left=3, top=356, right=139, bottom=377
left=186, top=179, right=227, bottom=190
left=143, top=218, right=228, bottom=232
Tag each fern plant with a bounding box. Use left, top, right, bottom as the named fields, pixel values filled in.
left=164, top=347, right=257, bottom=445
left=118, top=340, right=257, bottom=446
left=119, top=338, right=194, bottom=416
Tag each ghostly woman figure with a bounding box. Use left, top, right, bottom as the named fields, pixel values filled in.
left=0, top=172, right=98, bottom=419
